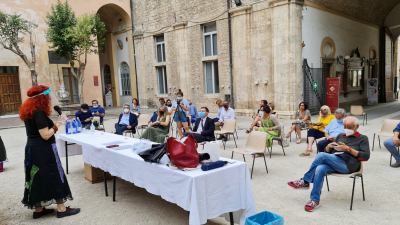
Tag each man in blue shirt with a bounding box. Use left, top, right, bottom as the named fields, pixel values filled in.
left=384, top=122, right=400, bottom=168
left=75, top=104, right=93, bottom=128
left=90, top=100, right=106, bottom=124
left=316, top=108, right=346, bottom=153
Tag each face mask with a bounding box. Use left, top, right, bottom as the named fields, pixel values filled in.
left=167, top=103, right=172, bottom=107
left=223, top=105, right=228, bottom=109
left=198, top=111, right=206, bottom=119
left=258, top=111, right=264, bottom=118
left=82, top=110, right=88, bottom=113
left=344, top=128, right=354, bottom=136
left=123, top=108, right=130, bottom=113
left=92, top=104, right=99, bottom=108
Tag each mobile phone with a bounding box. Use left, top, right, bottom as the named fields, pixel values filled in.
left=106, top=144, right=119, bottom=148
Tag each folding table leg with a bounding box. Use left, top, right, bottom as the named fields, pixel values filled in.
left=104, top=172, right=108, bottom=197
left=113, top=176, right=116, bottom=202
left=65, top=141, right=69, bottom=174
left=229, top=212, right=234, bottom=225
left=350, top=176, right=356, bottom=210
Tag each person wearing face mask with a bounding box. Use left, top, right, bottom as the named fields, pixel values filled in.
left=216, top=101, right=236, bottom=141
left=90, top=100, right=105, bottom=125
left=254, top=106, right=280, bottom=147
left=316, top=108, right=346, bottom=153
left=172, top=90, right=190, bottom=138
left=75, top=104, right=93, bottom=129
left=141, top=106, right=171, bottom=143
left=114, top=104, right=138, bottom=135
left=288, top=116, right=370, bottom=212
left=246, top=100, right=270, bottom=133
left=188, top=107, right=215, bottom=143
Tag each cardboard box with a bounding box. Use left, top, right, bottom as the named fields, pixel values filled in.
left=84, top=163, right=111, bottom=184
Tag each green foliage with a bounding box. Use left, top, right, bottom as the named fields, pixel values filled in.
left=0, top=10, right=36, bottom=51
left=46, top=0, right=77, bottom=60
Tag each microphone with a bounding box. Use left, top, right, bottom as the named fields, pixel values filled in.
left=54, top=105, right=62, bottom=116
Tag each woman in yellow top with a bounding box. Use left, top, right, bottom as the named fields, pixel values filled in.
left=300, top=105, right=334, bottom=156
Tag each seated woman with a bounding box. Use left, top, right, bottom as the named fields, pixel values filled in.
left=254, top=106, right=280, bottom=147
left=246, top=100, right=269, bottom=133
left=286, top=101, right=311, bottom=144
left=115, top=104, right=138, bottom=135
left=300, top=105, right=334, bottom=157
left=141, top=106, right=171, bottom=143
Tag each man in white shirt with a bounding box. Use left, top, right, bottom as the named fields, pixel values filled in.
left=216, top=101, right=235, bottom=141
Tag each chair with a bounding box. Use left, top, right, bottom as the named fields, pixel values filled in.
left=267, top=125, right=286, bottom=158
left=372, top=119, right=400, bottom=151
left=123, top=129, right=134, bottom=137
left=324, top=163, right=365, bottom=210
left=350, top=105, right=367, bottom=126
left=136, top=114, right=151, bottom=136
left=214, top=119, right=238, bottom=149
left=230, top=131, right=268, bottom=179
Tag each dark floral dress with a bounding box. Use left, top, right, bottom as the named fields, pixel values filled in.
left=22, top=110, right=72, bottom=209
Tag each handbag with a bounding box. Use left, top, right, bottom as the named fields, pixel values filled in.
left=138, top=143, right=166, bottom=163
left=166, top=136, right=199, bottom=169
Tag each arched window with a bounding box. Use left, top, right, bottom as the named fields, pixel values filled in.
left=120, top=62, right=131, bottom=96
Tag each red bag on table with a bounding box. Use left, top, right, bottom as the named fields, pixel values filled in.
left=166, top=135, right=199, bottom=169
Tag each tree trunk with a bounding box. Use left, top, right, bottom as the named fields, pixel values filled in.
left=31, top=70, right=38, bottom=86
left=78, top=64, right=86, bottom=104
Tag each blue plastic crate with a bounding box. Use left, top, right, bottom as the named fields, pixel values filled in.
left=245, top=211, right=284, bottom=225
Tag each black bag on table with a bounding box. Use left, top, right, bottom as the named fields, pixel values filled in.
left=0, top=136, right=7, bottom=162
left=138, top=143, right=166, bottom=163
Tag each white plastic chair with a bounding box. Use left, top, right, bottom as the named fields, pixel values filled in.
left=372, top=119, right=400, bottom=150
left=214, top=119, right=238, bottom=149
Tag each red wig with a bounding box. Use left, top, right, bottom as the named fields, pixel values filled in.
left=19, top=85, right=52, bottom=121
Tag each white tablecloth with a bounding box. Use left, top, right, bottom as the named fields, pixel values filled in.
left=56, top=131, right=256, bottom=225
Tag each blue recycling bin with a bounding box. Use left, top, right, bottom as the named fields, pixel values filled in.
left=245, top=211, right=284, bottom=225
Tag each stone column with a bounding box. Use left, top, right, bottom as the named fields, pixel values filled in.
left=270, top=0, right=304, bottom=117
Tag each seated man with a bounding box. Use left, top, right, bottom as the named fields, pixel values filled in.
left=115, top=104, right=138, bottom=135
left=216, top=101, right=235, bottom=141
left=316, top=108, right=346, bottom=152
left=188, top=107, right=215, bottom=143
left=90, top=99, right=105, bottom=126
left=75, top=103, right=93, bottom=129
left=384, top=122, right=400, bottom=168
left=288, top=116, right=370, bottom=212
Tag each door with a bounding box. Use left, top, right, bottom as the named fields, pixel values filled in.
left=0, top=67, right=22, bottom=115
left=62, top=68, right=79, bottom=104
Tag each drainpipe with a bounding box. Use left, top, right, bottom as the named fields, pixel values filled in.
left=130, top=0, right=140, bottom=100
left=227, top=0, right=235, bottom=108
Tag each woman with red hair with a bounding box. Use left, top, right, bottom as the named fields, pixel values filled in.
left=19, top=85, right=80, bottom=219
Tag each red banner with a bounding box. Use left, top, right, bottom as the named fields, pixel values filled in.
left=326, top=77, right=340, bottom=112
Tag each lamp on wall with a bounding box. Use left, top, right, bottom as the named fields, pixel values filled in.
left=233, top=0, right=242, bottom=6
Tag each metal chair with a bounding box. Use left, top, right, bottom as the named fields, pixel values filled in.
left=230, top=131, right=268, bottom=179
left=325, top=163, right=365, bottom=210
left=350, top=105, right=367, bottom=126
left=136, top=114, right=151, bottom=136
left=267, top=125, right=286, bottom=158
left=372, top=119, right=400, bottom=151
left=123, top=129, right=134, bottom=137
left=214, top=119, right=238, bottom=149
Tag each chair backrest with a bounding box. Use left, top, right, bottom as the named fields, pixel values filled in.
left=350, top=105, right=364, bottom=116
left=221, top=119, right=236, bottom=133
left=138, top=114, right=151, bottom=127
left=380, top=119, right=400, bottom=133
left=245, top=131, right=267, bottom=153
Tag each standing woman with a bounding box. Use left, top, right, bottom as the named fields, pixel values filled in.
left=131, top=98, right=141, bottom=116
left=19, top=85, right=80, bottom=219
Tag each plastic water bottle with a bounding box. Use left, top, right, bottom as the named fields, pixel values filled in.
left=90, top=122, right=95, bottom=132
left=71, top=119, right=78, bottom=134
left=76, top=118, right=82, bottom=133
left=66, top=120, right=73, bottom=134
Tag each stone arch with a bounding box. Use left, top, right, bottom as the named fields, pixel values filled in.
left=320, top=36, right=336, bottom=58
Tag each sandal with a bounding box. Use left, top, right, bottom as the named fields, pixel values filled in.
left=299, top=149, right=312, bottom=157
left=245, top=128, right=252, bottom=134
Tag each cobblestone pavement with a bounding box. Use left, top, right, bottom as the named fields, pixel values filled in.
left=1, top=102, right=400, bottom=225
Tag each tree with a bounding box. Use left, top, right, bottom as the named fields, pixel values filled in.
left=47, top=1, right=106, bottom=103
left=0, top=11, right=38, bottom=86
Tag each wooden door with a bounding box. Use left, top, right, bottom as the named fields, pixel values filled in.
left=0, top=71, right=22, bottom=115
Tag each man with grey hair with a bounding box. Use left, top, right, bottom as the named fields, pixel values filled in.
left=114, top=104, right=138, bottom=135
left=288, top=116, right=370, bottom=212
left=316, top=108, right=346, bottom=153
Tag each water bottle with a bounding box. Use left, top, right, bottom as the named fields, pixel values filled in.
left=76, top=118, right=82, bottom=133
left=71, top=119, right=78, bottom=134
left=66, top=120, right=73, bottom=134
left=90, top=122, right=95, bottom=132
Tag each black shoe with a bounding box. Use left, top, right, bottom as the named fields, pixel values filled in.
left=390, top=161, right=400, bottom=168
left=33, top=208, right=54, bottom=219
left=56, top=207, right=80, bottom=218
left=217, top=136, right=224, bottom=140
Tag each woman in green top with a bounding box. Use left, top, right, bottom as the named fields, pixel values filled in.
left=141, top=106, right=171, bottom=143
left=254, top=106, right=281, bottom=147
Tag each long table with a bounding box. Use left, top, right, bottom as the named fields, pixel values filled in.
left=56, top=131, right=256, bottom=225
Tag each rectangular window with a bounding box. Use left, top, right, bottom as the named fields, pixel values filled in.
left=203, top=23, right=217, bottom=57
left=155, top=35, right=165, bottom=63
left=204, top=61, right=219, bottom=94
left=349, top=69, right=363, bottom=88
left=156, top=66, right=168, bottom=94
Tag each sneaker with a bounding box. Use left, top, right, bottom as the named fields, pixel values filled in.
left=56, top=207, right=80, bottom=218
left=390, top=161, right=400, bottom=168
left=288, top=178, right=309, bottom=189
left=304, top=200, right=320, bottom=212
left=33, top=208, right=54, bottom=219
